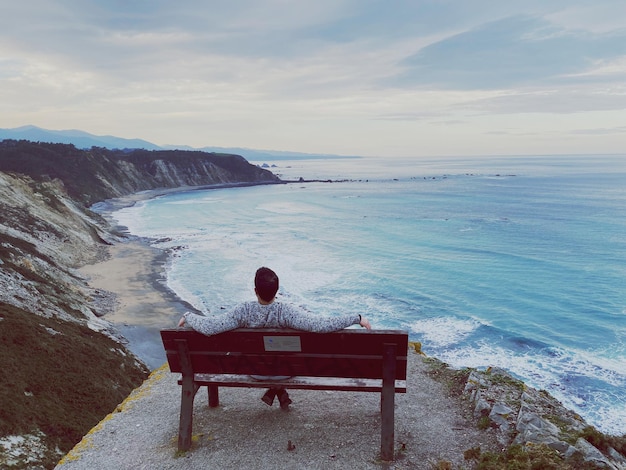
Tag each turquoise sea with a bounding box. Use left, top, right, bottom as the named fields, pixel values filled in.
left=111, top=154, right=626, bottom=436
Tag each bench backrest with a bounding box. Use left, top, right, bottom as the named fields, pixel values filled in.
left=161, top=328, right=408, bottom=380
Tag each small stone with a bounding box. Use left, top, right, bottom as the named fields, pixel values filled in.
left=474, top=397, right=491, bottom=417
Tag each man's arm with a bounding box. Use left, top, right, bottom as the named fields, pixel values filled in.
left=178, top=309, right=243, bottom=336
left=280, top=304, right=371, bottom=332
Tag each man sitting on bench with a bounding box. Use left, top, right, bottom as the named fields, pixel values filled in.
left=178, top=266, right=372, bottom=410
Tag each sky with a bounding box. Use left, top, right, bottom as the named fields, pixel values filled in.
left=2, top=1, right=626, bottom=157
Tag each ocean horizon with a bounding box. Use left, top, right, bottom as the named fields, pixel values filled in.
left=110, top=153, right=626, bottom=436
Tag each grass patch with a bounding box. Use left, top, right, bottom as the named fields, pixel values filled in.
left=485, top=371, right=525, bottom=391
left=579, top=426, right=626, bottom=456
left=0, top=303, right=148, bottom=469
left=423, top=356, right=472, bottom=397
left=472, top=444, right=588, bottom=469
left=467, top=442, right=620, bottom=470
left=477, top=416, right=491, bottom=430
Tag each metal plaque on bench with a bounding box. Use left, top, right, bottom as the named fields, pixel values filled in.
left=263, top=336, right=302, bottom=352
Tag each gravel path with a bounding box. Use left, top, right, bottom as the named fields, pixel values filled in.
left=55, top=351, right=500, bottom=470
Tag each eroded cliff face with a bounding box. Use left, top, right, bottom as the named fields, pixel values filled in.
left=0, top=171, right=149, bottom=469
left=0, top=173, right=111, bottom=322
left=0, top=140, right=280, bottom=324
left=0, top=141, right=280, bottom=206
left=0, top=141, right=281, bottom=469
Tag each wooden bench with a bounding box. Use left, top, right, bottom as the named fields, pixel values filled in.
left=160, top=328, right=408, bottom=460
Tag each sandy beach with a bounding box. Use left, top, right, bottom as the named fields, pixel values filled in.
left=79, top=239, right=188, bottom=369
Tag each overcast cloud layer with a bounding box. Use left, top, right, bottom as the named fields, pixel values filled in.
left=2, top=1, right=626, bottom=156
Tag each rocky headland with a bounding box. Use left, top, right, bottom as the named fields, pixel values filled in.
left=1, top=139, right=624, bottom=469
left=0, top=140, right=279, bottom=468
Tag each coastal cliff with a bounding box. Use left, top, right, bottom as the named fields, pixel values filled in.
left=0, top=140, right=279, bottom=206
left=2, top=140, right=625, bottom=469
left=0, top=140, right=280, bottom=469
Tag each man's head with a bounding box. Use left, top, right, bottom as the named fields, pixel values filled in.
left=255, top=267, right=279, bottom=303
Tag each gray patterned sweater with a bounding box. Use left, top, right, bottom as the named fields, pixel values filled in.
left=183, top=301, right=361, bottom=336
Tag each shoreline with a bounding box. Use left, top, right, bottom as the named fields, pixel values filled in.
left=91, top=181, right=285, bottom=213
left=82, top=181, right=288, bottom=369
left=79, top=238, right=189, bottom=369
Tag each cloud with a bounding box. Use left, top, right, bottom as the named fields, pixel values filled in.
left=392, top=15, right=626, bottom=90
left=2, top=1, right=626, bottom=155
left=546, top=2, right=626, bottom=34
left=571, top=126, right=626, bottom=135
left=460, top=86, right=626, bottom=115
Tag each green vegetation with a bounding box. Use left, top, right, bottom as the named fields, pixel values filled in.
left=0, top=303, right=148, bottom=469
left=477, top=416, right=491, bottom=430
left=463, top=446, right=481, bottom=461
left=465, top=415, right=626, bottom=470
left=465, top=443, right=607, bottom=470
left=431, top=460, right=453, bottom=469
left=484, top=370, right=525, bottom=391
left=578, top=426, right=626, bottom=456
left=423, top=356, right=472, bottom=397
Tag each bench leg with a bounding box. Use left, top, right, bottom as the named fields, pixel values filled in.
left=380, top=343, right=397, bottom=461
left=178, top=378, right=200, bottom=451
left=208, top=385, right=219, bottom=407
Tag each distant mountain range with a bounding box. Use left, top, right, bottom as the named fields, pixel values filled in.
left=0, top=125, right=355, bottom=161
left=0, top=125, right=161, bottom=151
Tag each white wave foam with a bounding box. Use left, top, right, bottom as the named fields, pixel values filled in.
left=590, top=402, right=626, bottom=437
left=408, top=317, right=481, bottom=347
left=164, top=194, right=226, bottom=205
left=548, top=347, right=626, bottom=388
left=111, top=203, right=147, bottom=234
left=428, top=340, right=626, bottom=435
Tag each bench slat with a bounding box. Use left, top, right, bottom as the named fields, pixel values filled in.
left=183, top=373, right=407, bottom=393
left=162, top=328, right=408, bottom=356
left=166, top=353, right=407, bottom=380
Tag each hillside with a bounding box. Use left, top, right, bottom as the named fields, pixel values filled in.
left=0, top=140, right=280, bottom=206
left=0, top=140, right=280, bottom=469
left=0, top=126, right=161, bottom=151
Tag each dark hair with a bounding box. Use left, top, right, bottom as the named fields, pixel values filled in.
left=255, top=267, right=279, bottom=302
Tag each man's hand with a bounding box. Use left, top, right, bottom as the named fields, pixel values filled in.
left=359, top=316, right=372, bottom=329
left=177, top=316, right=186, bottom=327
